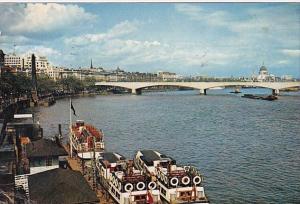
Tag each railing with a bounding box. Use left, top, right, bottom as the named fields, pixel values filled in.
left=15, top=174, right=29, bottom=198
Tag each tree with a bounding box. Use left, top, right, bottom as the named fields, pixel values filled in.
left=57, top=77, right=84, bottom=93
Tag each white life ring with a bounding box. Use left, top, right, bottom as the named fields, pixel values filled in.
left=170, top=177, right=179, bottom=186
left=182, top=176, right=190, bottom=185
left=136, top=182, right=146, bottom=191
left=148, top=181, right=156, bottom=190
left=124, top=183, right=134, bottom=192
left=184, top=166, right=190, bottom=172
left=193, top=176, right=202, bottom=185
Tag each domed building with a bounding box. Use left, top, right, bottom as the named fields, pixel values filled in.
left=257, top=63, right=274, bottom=82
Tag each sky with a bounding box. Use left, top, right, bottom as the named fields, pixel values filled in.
left=0, top=3, right=299, bottom=77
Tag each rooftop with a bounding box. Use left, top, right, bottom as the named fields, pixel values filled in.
left=26, top=138, right=67, bottom=158
left=28, top=168, right=99, bottom=204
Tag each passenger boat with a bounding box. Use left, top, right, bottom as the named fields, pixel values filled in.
left=70, top=120, right=104, bottom=159
left=96, top=152, right=161, bottom=204
left=134, top=150, right=210, bottom=204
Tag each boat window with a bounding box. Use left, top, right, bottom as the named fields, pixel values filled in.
left=134, top=195, right=146, bottom=201
left=160, top=162, right=168, bottom=168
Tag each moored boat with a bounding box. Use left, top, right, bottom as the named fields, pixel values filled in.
left=242, top=94, right=278, bottom=101
left=96, top=152, right=161, bottom=204
left=134, top=150, right=209, bottom=204
left=70, top=120, right=104, bottom=159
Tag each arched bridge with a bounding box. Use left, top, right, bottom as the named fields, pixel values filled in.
left=95, top=81, right=300, bottom=95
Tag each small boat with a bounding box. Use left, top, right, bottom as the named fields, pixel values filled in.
left=242, top=94, right=278, bottom=101
left=261, top=95, right=278, bottom=101
left=241, top=94, right=261, bottom=99
left=134, top=150, right=210, bottom=204
left=96, top=152, right=161, bottom=204
left=230, top=90, right=241, bottom=94
left=70, top=120, right=104, bottom=159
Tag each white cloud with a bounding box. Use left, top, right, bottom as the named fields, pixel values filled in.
left=281, top=49, right=300, bottom=57
left=18, top=45, right=61, bottom=57
left=175, top=4, right=231, bottom=27
left=65, top=20, right=139, bottom=46
left=277, top=60, right=290, bottom=65
left=6, top=3, right=95, bottom=33
left=0, top=35, right=31, bottom=44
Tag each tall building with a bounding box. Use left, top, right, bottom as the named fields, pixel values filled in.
left=4, top=54, right=22, bottom=69
left=23, top=55, right=50, bottom=73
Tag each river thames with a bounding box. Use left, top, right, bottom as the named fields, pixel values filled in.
left=31, top=88, right=300, bottom=203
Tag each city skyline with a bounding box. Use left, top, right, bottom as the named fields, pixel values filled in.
left=0, top=3, right=299, bottom=77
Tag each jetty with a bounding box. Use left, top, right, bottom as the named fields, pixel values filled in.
left=63, top=144, right=114, bottom=204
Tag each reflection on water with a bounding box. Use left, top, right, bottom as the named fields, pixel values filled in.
left=33, top=88, right=300, bottom=203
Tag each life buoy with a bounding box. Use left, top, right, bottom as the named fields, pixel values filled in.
left=136, top=182, right=146, bottom=191
left=148, top=181, right=156, bottom=190
left=184, top=166, right=190, bottom=172
left=182, top=176, right=190, bottom=185
left=124, top=183, right=134, bottom=192
left=170, top=177, right=179, bottom=186
left=193, top=176, right=202, bottom=185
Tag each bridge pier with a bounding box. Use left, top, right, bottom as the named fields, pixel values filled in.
left=272, top=89, right=280, bottom=96
left=131, top=89, right=142, bottom=95
left=199, top=89, right=207, bottom=95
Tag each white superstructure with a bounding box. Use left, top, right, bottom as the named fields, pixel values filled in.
left=134, top=150, right=209, bottom=204
left=96, top=152, right=161, bottom=204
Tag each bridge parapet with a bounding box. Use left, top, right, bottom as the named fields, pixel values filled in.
left=95, top=81, right=300, bottom=95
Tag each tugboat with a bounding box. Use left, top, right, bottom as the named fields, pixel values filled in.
left=134, top=150, right=210, bottom=204
left=70, top=120, right=104, bottom=159
left=96, top=152, right=161, bottom=204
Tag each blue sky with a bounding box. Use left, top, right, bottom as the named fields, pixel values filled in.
left=0, top=3, right=299, bottom=77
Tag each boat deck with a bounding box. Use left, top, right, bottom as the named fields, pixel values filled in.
left=63, top=145, right=115, bottom=204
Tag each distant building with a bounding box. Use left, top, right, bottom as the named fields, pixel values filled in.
left=23, top=55, right=50, bottom=73
left=256, top=64, right=275, bottom=82
left=4, top=54, right=22, bottom=70
left=281, top=75, right=294, bottom=81
left=157, top=71, right=179, bottom=81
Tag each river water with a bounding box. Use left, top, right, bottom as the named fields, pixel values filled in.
left=32, top=88, right=300, bottom=203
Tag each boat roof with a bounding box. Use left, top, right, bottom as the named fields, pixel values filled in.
left=140, top=150, right=175, bottom=166
left=101, top=152, right=126, bottom=164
